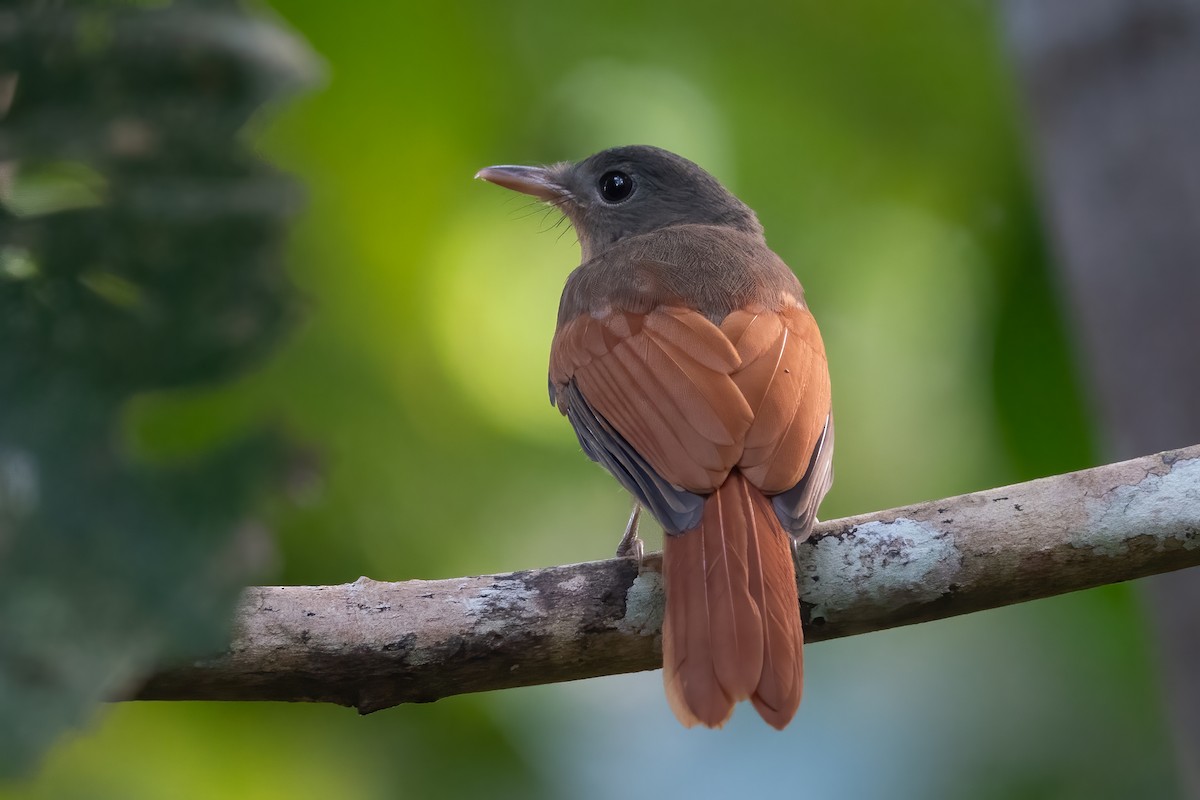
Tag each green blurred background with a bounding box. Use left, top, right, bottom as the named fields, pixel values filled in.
left=5, top=0, right=1184, bottom=797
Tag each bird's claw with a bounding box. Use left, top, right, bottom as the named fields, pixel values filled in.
left=616, top=503, right=645, bottom=561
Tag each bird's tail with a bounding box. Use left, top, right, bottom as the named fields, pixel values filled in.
left=661, top=471, right=804, bottom=729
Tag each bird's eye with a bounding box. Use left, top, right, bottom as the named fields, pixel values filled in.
left=598, top=171, right=634, bottom=203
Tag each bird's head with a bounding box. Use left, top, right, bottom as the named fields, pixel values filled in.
left=476, top=145, right=761, bottom=261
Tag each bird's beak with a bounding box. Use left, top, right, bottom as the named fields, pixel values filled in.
left=474, top=164, right=569, bottom=203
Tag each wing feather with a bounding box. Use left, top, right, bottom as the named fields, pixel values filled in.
left=728, top=305, right=831, bottom=495
left=552, top=307, right=752, bottom=495
left=551, top=302, right=832, bottom=539
left=643, top=308, right=742, bottom=373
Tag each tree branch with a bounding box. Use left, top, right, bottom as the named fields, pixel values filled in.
left=135, top=445, right=1200, bottom=713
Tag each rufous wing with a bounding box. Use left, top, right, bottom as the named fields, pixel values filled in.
left=723, top=304, right=832, bottom=537
left=549, top=307, right=754, bottom=506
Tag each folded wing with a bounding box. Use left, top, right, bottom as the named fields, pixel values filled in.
left=549, top=302, right=831, bottom=536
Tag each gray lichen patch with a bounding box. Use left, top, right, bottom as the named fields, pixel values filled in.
left=803, top=518, right=963, bottom=621
left=617, top=571, right=664, bottom=636
left=1080, top=456, right=1200, bottom=556
left=463, top=578, right=539, bottom=635
left=556, top=574, right=587, bottom=593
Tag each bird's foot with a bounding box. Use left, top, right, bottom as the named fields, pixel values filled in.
left=615, top=503, right=644, bottom=561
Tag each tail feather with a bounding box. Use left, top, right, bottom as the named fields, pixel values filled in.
left=662, top=549, right=725, bottom=727
left=746, top=484, right=804, bottom=728
left=706, top=485, right=765, bottom=700
left=662, top=472, right=804, bottom=729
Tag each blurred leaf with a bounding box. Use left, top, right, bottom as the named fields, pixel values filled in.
left=2, top=161, right=106, bottom=218
left=0, top=0, right=317, bottom=778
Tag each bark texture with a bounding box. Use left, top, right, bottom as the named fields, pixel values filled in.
left=135, top=445, right=1200, bottom=712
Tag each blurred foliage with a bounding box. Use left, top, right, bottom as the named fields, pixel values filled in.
left=1, top=0, right=1185, bottom=798
left=0, top=0, right=316, bottom=777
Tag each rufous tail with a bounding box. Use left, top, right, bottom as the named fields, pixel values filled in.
left=661, top=471, right=804, bottom=729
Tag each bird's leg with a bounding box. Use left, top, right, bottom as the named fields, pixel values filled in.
left=615, top=502, right=644, bottom=560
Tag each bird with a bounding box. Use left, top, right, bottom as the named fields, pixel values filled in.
left=476, top=145, right=833, bottom=729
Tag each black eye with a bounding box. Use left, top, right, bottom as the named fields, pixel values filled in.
left=598, top=171, right=634, bottom=203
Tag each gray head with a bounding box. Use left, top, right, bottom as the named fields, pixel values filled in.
left=477, top=145, right=762, bottom=261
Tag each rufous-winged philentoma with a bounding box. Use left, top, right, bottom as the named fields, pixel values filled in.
left=477, top=145, right=833, bottom=729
